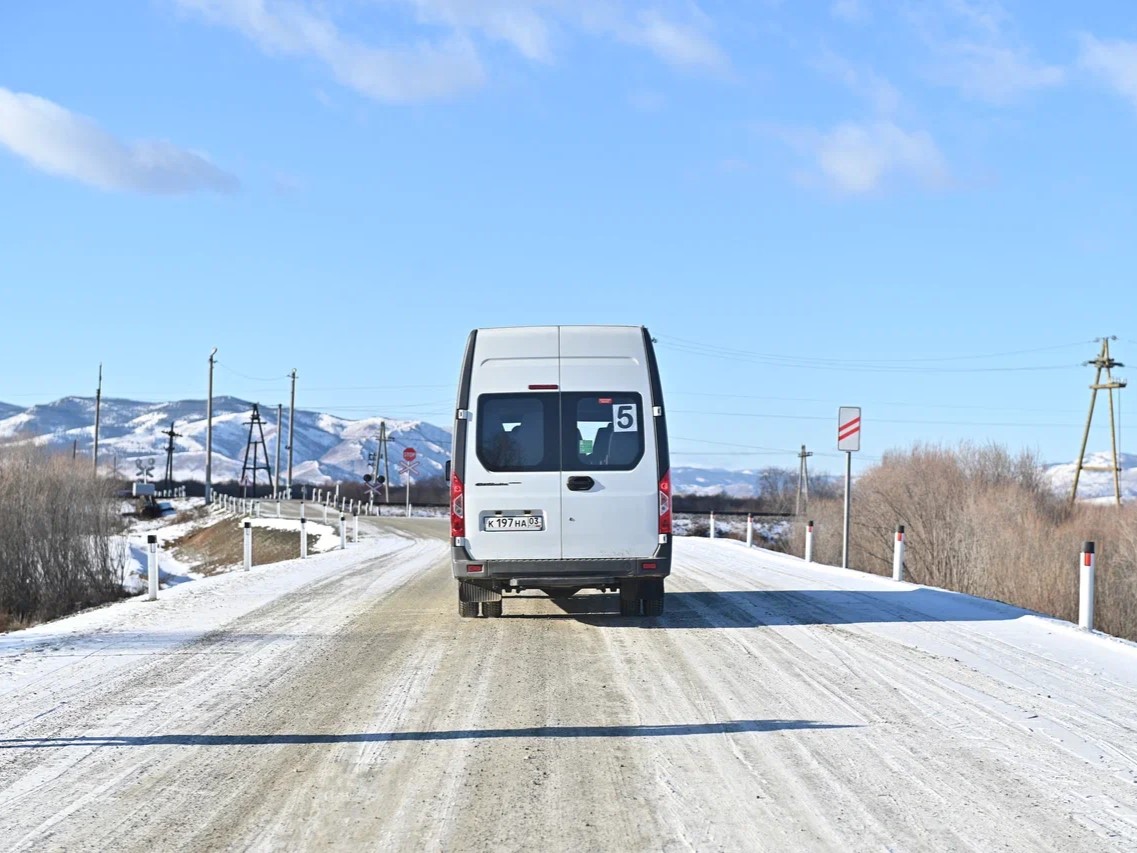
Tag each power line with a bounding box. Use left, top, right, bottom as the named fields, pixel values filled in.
left=668, top=389, right=1081, bottom=416
left=656, top=335, right=1086, bottom=373
left=668, top=409, right=1084, bottom=429
left=215, top=362, right=292, bottom=383
left=659, top=334, right=1092, bottom=364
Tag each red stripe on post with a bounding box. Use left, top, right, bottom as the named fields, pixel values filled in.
left=1084, top=553, right=1092, bottom=567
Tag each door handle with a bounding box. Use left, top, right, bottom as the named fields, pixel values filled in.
left=567, top=476, right=595, bottom=491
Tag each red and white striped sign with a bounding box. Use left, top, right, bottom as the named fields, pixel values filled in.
left=837, top=407, right=862, bottom=452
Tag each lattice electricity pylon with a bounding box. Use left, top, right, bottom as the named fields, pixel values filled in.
left=162, top=421, right=182, bottom=488
left=240, top=403, right=274, bottom=499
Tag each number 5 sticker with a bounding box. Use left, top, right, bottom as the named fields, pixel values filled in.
left=613, top=403, right=638, bottom=432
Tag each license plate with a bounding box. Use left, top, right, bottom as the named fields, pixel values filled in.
left=484, top=515, right=544, bottom=532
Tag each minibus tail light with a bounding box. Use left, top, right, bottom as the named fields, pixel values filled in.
left=451, top=472, right=465, bottom=539
left=658, top=470, right=672, bottom=535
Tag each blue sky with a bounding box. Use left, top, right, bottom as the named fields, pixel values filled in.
left=2, top=0, right=1136, bottom=476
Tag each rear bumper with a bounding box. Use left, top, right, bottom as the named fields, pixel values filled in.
left=451, top=539, right=671, bottom=588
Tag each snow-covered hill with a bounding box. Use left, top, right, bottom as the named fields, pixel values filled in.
left=0, top=397, right=1132, bottom=501
left=1043, top=451, right=1137, bottom=503
left=0, top=396, right=450, bottom=487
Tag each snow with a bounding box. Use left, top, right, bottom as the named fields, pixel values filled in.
left=0, top=529, right=412, bottom=696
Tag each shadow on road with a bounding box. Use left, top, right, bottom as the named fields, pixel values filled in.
left=519, top=587, right=1024, bottom=628
left=0, top=719, right=855, bottom=749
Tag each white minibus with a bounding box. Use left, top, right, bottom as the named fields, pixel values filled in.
left=447, top=325, right=671, bottom=617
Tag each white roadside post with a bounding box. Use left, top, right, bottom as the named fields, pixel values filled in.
left=147, top=534, right=159, bottom=601
left=353, top=509, right=359, bottom=543
left=838, top=406, right=862, bottom=570
left=277, top=499, right=281, bottom=518
left=746, top=514, right=753, bottom=548
left=299, top=517, right=308, bottom=559
left=805, top=520, right=815, bottom=563
left=892, top=524, right=906, bottom=581
left=323, top=501, right=328, bottom=523
left=243, top=520, right=252, bottom=572
left=300, top=499, right=306, bottom=520
left=709, top=511, right=715, bottom=539
left=1080, top=541, right=1096, bottom=631
left=339, top=513, right=347, bottom=550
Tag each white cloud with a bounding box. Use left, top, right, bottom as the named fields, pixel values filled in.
left=767, top=120, right=947, bottom=195
left=404, top=0, right=554, bottom=61
left=176, top=0, right=487, bottom=102
left=910, top=0, right=1064, bottom=104
left=402, top=0, right=727, bottom=71
left=0, top=87, right=237, bottom=194
left=830, top=0, right=866, bottom=23
left=940, top=42, right=1064, bottom=103
left=813, top=50, right=900, bottom=114
left=1079, top=34, right=1137, bottom=112
left=174, top=0, right=728, bottom=103
left=626, top=10, right=726, bottom=72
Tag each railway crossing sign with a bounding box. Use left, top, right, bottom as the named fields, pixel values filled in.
left=135, top=457, right=156, bottom=481
left=397, top=460, right=419, bottom=479
left=837, top=407, right=862, bottom=452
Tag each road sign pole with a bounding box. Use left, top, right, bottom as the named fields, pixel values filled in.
left=837, top=406, right=861, bottom=571
left=842, top=450, right=852, bottom=569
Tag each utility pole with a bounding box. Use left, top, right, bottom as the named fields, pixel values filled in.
left=286, top=368, right=297, bottom=498
left=93, top=363, right=102, bottom=476
left=1071, top=337, right=1127, bottom=506
left=380, top=421, right=391, bottom=503
left=795, top=444, right=813, bottom=517
left=275, top=403, right=283, bottom=499
left=205, top=348, right=217, bottom=504
left=162, top=422, right=182, bottom=488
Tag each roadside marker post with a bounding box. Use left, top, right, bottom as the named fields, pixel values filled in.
left=709, top=511, right=715, bottom=539
left=805, top=520, right=814, bottom=563
left=300, top=517, right=308, bottom=559
left=243, top=520, right=252, bottom=572
left=353, top=509, right=359, bottom=543
left=147, top=534, right=159, bottom=601
left=1080, top=541, right=1096, bottom=631
left=339, top=513, right=347, bottom=550
left=746, top=514, right=753, bottom=548
left=892, top=525, right=905, bottom=582
left=837, top=406, right=862, bottom=570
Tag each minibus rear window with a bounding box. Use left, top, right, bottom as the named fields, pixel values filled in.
left=476, top=393, right=560, bottom=473
left=564, top=393, right=644, bottom=472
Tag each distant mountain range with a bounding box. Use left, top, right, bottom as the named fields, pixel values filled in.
left=0, top=396, right=450, bottom=487
left=0, top=397, right=1133, bottom=501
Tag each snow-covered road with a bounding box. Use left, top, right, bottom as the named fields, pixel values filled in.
left=2, top=514, right=1136, bottom=851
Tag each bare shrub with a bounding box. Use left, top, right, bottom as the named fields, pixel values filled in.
left=0, top=444, right=127, bottom=627
left=781, top=442, right=1137, bottom=642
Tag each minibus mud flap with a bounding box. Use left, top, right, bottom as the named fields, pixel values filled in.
left=458, top=580, right=501, bottom=603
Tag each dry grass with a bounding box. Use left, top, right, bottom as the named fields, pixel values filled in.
left=785, top=443, right=1137, bottom=642
left=0, top=445, right=127, bottom=626
left=170, top=518, right=322, bottom=575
